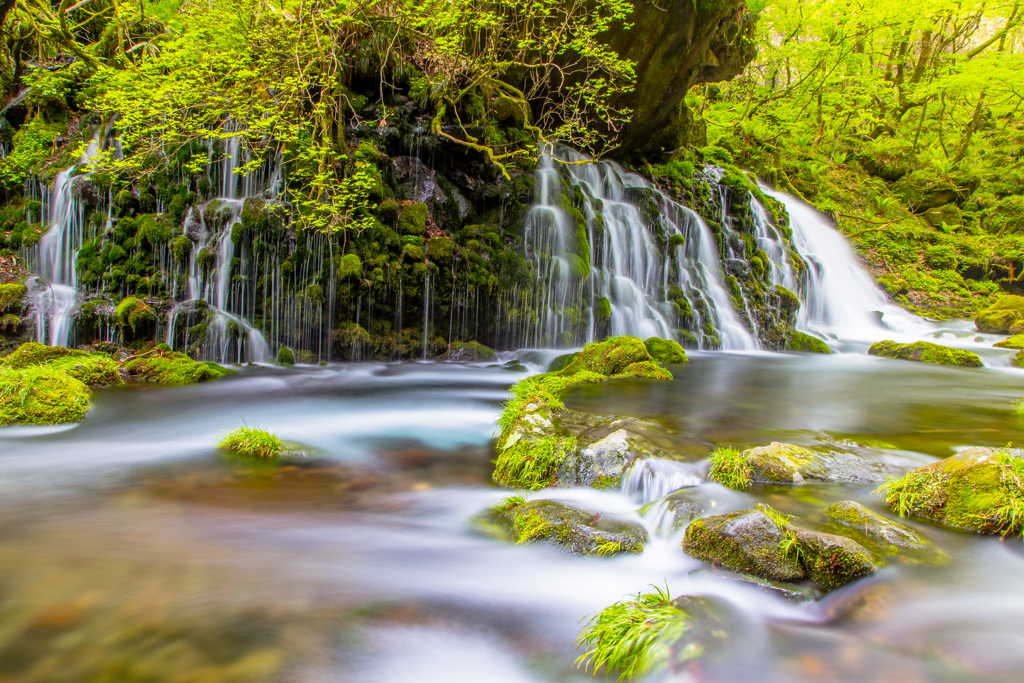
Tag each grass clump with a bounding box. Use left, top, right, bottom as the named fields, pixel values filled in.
left=492, top=435, right=578, bottom=490
left=575, top=585, right=691, bottom=682
left=707, top=446, right=750, bottom=490
left=0, top=365, right=90, bottom=426
left=218, top=423, right=284, bottom=458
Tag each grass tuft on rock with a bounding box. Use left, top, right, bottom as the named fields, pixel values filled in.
left=707, top=446, right=750, bottom=490
left=218, top=423, right=284, bottom=458
left=575, top=585, right=690, bottom=682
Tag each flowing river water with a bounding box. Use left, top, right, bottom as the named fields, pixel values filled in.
left=3, top=333, right=1024, bottom=682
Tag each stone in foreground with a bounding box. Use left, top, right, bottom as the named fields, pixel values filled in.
left=478, top=498, right=648, bottom=556
left=868, top=340, right=982, bottom=367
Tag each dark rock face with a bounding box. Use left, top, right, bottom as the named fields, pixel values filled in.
left=605, top=0, right=757, bottom=156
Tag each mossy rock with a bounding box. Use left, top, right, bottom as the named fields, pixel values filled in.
left=547, top=351, right=579, bottom=373
left=993, top=334, right=1024, bottom=350
left=477, top=498, right=647, bottom=556
left=683, top=507, right=875, bottom=591
left=976, top=296, right=1024, bottom=334
left=875, top=447, right=1024, bottom=535
left=825, top=501, right=943, bottom=563
left=123, top=349, right=236, bottom=385
left=555, top=429, right=631, bottom=488
left=0, top=365, right=90, bottom=426
left=612, top=360, right=673, bottom=380
left=786, top=331, right=831, bottom=354
left=643, top=336, right=688, bottom=364
left=560, top=336, right=653, bottom=376
left=0, top=283, right=27, bottom=312
left=1, top=343, right=124, bottom=387
left=775, top=286, right=801, bottom=317
left=868, top=340, right=982, bottom=367
left=682, top=508, right=804, bottom=582
left=398, top=202, right=429, bottom=234
left=115, top=296, right=156, bottom=339
left=444, top=340, right=495, bottom=361
left=277, top=346, right=295, bottom=365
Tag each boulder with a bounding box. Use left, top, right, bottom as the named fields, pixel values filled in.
left=868, top=340, right=982, bottom=367
left=976, top=296, right=1024, bottom=334
left=787, top=331, right=831, bottom=354
left=643, top=336, right=688, bottom=364
left=875, top=447, right=1024, bottom=535
left=0, top=341, right=122, bottom=387
left=560, top=336, right=653, bottom=376
left=0, top=365, right=90, bottom=426
left=123, top=348, right=236, bottom=384
left=709, top=442, right=909, bottom=489
left=792, top=528, right=876, bottom=591
left=993, top=333, right=1024, bottom=350
left=442, top=340, right=495, bottom=361
left=556, top=429, right=631, bottom=489
left=478, top=498, right=647, bottom=556
left=825, top=500, right=943, bottom=562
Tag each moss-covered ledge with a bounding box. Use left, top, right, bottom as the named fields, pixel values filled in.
left=868, top=340, right=982, bottom=367
left=492, top=336, right=680, bottom=490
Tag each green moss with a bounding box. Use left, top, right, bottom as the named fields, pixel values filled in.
left=868, top=340, right=982, bottom=367
left=115, top=297, right=156, bottom=337
left=277, top=346, right=295, bottom=365
left=561, top=336, right=653, bottom=376
left=137, top=214, right=173, bottom=246
left=613, top=361, right=673, bottom=380
left=338, top=253, right=362, bottom=278
left=787, top=331, right=831, bottom=354
left=218, top=424, right=283, bottom=458
left=994, top=334, right=1024, bottom=350
left=547, top=352, right=579, bottom=373
left=492, top=435, right=577, bottom=490
left=825, top=500, right=944, bottom=562
left=775, top=286, right=801, bottom=316
left=643, top=337, right=688, bottom=364
left=123, top=349, right=236, bottom=384
left=398, top=202, right=429, bottom=234
left=0, top=366, right=90, bottom=426
left=976, top=296, right=1024, bottom=333
left=595, top=297, right=612, bottom=323
left=875, top=447, right=1024, bottom=535
left=0, top=284, right=27, bottom=312
left=427, top=236, right=454, bottom=262
left=171, top=235, right=192, bottom=262
left=682, top=508, right=804, bottom=581
left=485, top=498, right=646, bottom=555
left=707, top=446, right=750, bottom=490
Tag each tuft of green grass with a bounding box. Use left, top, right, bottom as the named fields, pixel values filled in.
left=595, top=538, right=623, bottom=556
left=493, top=493, right=528, bottom=513
left=492, top=435, right=577, bottom=490
left=575, top=584, right=691, bottom=682
left=756, top=503, right=803, bottom=560
left=218, top=422, right=283, bottom=458
left=707, top=446, right=750, bottom=490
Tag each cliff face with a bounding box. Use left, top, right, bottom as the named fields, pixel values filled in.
left=606, top=0, right=757, bottom=157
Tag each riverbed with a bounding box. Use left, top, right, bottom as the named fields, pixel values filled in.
left=2, top=344, right=1024, bottom=682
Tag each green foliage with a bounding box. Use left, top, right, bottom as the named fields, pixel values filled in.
left=708, top=446, right=750, bottom=490
left=0, top=284, right=27, bottom=312
left=218, top=422, right=284, bottom=459
left=575, top=585, right=691, bottom=682
left=115, top=296, right=156, bottom=335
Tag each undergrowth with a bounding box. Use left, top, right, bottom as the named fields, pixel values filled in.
left=492, top=435, right=577, bottom=490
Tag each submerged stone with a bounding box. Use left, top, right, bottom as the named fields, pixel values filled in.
left=639, top=487, right=720, bottom=534
left=825, top=500, right=943, bottom=562
left=478, top=498, right=647, bottom=556
left=975, top=295, right=1024, bottom=334
left=868, top=340, right=982, bottom=367
left=688, top=568, right=819, bottom=603
left=875, top=447, right=1024, bottom=535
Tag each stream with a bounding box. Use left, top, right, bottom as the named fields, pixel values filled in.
left=2, top=335, right=1024, bottom=682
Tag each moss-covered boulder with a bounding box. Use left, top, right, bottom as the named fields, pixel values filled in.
left=708, top=442, right=905, bottom=490
left=492, top=337, right=672, bottom=489
left=875, top=447, right=1024, bottom=535
left=786, top=331, right=831, bottom=354
left=476, top=497, right=647, bottom=556
left=443, top=340, right=495, bottom=361
left=825, top=500, right=943, bottom=562
left=123, top=349, right=236, bottom=385
left=994, top=334, right=1024, bottom=350
left=547, top=351, right=579, bottom=372
left=0, top=366, right=90, bottom=426
left=0, top=283, right=27, bottom=312
left=115, top=296, right=156, bottom=340
left=682, top=506, right=875, bottom=591
left=643, top=337, right=688, bottom=364
left=868, top=340, right=982, bottom=367
left=398, top=202, right=429, bottom=234
left=0, top=342, right=122, bottom=386
left=975, top=296, right=1024, bottom=334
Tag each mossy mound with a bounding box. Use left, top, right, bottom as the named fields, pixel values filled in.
left=0, top=366, right=90, bottom=426
left=868, top=340, right=982, bottom=367
left=0, top=342, right=122, bottom=387
left=975, top=296, right=1024, bottom=334
left=492, top=336, right=671, bottom=489
left=643, top=337, right=688, bottom=364
left=443, top=340, right=496, bottom=361
left=114, top=296, right=156, bottom=339
left=123, top=349, right=236, bottom=385
left=825, top=500, right=943, bottom=562
left=875, top=447, right=1024, bottom=535
left=0, top=283, right=27, bottom=312
left=708, top=441, right=903, bottom=490
left=786, top=331, right=831, bottom=354
left=477, top=497, right=647, bottom=556
left=547, top=351, right=579, bottom=372
left=993, top=334, right=1024, bottom=350
left=682, top=506, right=875, bottom=591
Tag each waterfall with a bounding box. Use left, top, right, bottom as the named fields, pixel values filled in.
left=29, top=134, right=102, bottom=347
left=758, top=184, right=930, bottom=341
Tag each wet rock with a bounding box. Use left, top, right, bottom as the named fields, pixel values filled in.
left=689, top=568, right=819, bottom=603
left=868, top=340, right=982, bottom=367
left=546, top=351, right=578, bottom=372
left=123, top=347, right=236, bottom=384
left=442, top=340, right=495, bottom=361
left=0, top=341, right=122, bottom=387
left=639, top=486, right=721, bottom=534
left=876, top=447, right=1024, bottom=535
left=792, top=528, right=875, bottom=591
left=478, top=498, right=647, bottom=556
left=976, top=295, right=1024, bottom=333
left=682, top=508, right=804, bottom=581
left=710, top=441, right=905, bottom=489
left=825, top=500, right=943, bottom=562
left=556, top=429, right=630, bottom=489
left=560, top=336, right=653, bottom=376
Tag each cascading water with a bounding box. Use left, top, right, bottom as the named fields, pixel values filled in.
left=758, top=184, right=930, bottom=342
left=28, top=135, right=102, bottom=347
